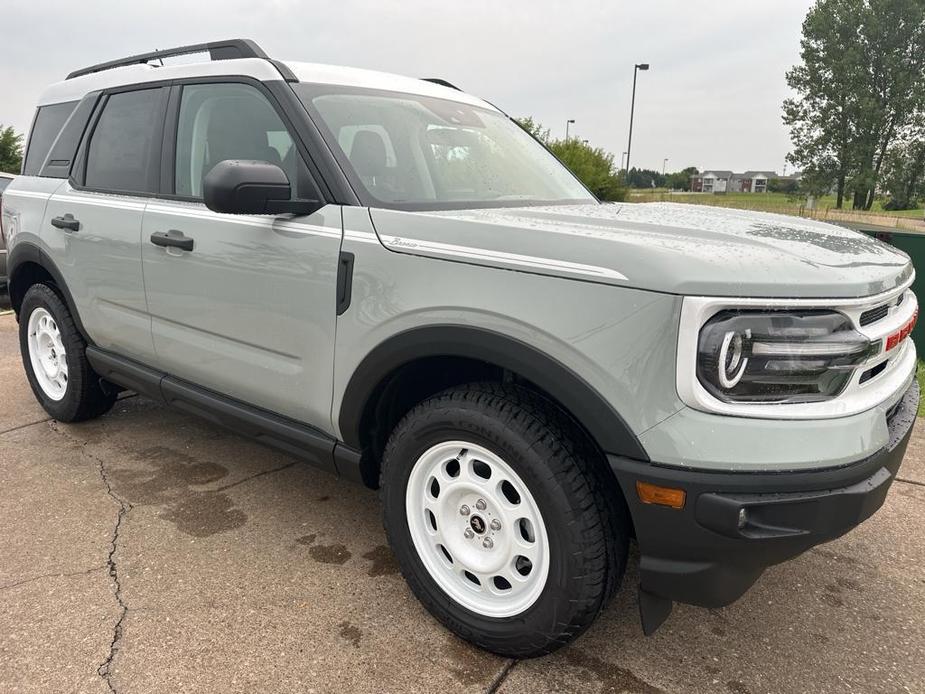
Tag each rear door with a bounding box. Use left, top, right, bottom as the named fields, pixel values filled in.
left=141, top=80, right=342, bottom=429
left=41, top=86, right=168, bottom=364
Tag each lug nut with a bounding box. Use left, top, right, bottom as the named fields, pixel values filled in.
left=475, top=499, right=487, bottom=511
left=464, top=528, right=474, bottom=539
left=490, top=519, right=502, bottom=531
left=460, top=504, right=470, bottom=516
left=482, top=537, right=494, bottom=549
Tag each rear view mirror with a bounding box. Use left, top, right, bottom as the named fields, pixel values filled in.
left=203, top=160, right=322, bottom=216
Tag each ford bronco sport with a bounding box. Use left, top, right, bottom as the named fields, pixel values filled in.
left=2, top=39, right=918, bottom=658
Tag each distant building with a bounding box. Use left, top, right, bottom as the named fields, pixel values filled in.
left=691, top=170, right=801, bottom=193
left=691, top=170, right=734, bottom=193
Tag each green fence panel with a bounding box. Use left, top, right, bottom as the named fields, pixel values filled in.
left=858, top=228, right=924, bottom=349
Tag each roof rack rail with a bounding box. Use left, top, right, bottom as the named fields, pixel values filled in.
left=421, top=78, right=462, bottom=91
left=66, top=38, right=269, bottom=80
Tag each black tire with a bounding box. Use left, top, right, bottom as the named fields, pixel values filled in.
left=19, top=283, right=116, bottom=422
left=381, top=382, right=628, bottom=657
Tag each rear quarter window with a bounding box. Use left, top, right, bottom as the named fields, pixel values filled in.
left=22, top=102, right=78, bottom=175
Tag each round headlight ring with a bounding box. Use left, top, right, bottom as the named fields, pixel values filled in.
left=718, top=329, right=749, bottom=388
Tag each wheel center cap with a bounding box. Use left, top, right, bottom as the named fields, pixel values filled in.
left=469, top=515, right=486, bottom=534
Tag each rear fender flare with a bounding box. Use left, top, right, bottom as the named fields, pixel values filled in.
left=8, top=241, right=90, bottom=343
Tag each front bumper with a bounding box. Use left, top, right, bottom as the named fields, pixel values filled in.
left=609, top=379, right=918, bottom=632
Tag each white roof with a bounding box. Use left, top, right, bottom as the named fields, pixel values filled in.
left=283, top=61, right=495, bottom=110
left=38, top=58, right=280, bottom=106
left=37, top=56, right=495, bottom=111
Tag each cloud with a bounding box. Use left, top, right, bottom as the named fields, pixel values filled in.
left=0, top=0, right=813, bottom=172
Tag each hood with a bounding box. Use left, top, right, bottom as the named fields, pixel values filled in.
left=368, top=202, right=913, bottom=298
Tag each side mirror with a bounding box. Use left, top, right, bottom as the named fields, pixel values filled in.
left=203, top=160, right=322, bottom=216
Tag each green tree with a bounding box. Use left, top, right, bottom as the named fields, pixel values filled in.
left=625, top=168, right=667, bottom=188
left=849, top=0, right=925, bottom=209
left=550, top=139, right=626, bottom=200
left=882, top=135, right=925, bottom=208
left=783, top=0, right=866, bottom=208
left=515, top=116, right=551, bottom=144
left=0, top=126, right=23, bottom=174
left=515, top=118, right=626, bottom=201
left=783, top=0, right=925, bottom=210
left=767, top=177, right=801, bottom=194
left=666, top=166, right=698, bottom=191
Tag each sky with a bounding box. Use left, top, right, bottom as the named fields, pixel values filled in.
left=0, top=0, right=815, bottom=174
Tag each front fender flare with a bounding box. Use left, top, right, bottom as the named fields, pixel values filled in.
left=338, top=325, right=648, bottom=461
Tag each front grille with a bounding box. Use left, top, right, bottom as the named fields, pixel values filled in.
left=859, top=304, right=889, bottom=326
left=859, top=360, right=888, bottom=384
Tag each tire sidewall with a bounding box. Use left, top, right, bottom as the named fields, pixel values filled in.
left=19, top=285, right=87, bottom=421
left=382, top=399, right=607, bottom=650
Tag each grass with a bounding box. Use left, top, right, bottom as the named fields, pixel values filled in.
left=918, top=361, right=925, bottom=417
left=628, top=190, right=925, bottom=230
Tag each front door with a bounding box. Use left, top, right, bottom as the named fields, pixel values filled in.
left=141, top=81, right=342, bottom=430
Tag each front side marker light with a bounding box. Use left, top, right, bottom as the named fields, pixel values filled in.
left=886, top=309, right=918, bottom=351
left=636, top=481, right=686, bottom=509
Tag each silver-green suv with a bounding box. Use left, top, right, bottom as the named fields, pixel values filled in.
left=2, top=39, right=918, bottom=657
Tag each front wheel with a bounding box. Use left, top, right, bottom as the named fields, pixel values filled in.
left=381, top=383, right=628, bottom=657
left=19, top=283, right=116, bottom=422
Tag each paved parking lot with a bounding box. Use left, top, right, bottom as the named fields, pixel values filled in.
left=0, top=307, right=923, bottom=694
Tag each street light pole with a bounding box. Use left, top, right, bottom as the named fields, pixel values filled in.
left=566, top=119, right=575, bottom=141
left=625, top=63, right=649, bottom=178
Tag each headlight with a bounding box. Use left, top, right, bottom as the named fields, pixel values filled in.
left=696, top=311, right=877, bottom=403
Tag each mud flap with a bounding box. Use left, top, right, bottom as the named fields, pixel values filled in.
left=638, top=586, right=673, bottom=635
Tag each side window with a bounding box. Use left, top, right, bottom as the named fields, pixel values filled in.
left=175, top=83, right=314, bottom=199
left=85, top=89, right=163, bottom=194
left=22, top=101, right=78, bottom=175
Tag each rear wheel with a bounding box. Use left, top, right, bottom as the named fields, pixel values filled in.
left=19, top=283, right=116, bottom=422
left=381, top=383, right=628, bottom=657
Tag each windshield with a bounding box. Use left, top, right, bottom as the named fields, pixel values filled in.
left=294, top=85, right=597, bottom=211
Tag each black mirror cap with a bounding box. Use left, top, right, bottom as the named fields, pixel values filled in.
left=203, top=160, right=323, bottom=216
left=203, top=159, right=290, bottom=214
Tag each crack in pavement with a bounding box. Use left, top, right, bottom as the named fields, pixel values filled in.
left=50, top=422, right=132, bottom=694
left=896, top=476, right=925, bottom=488
left=214, top=460, right=299, bottom=492
left=0, top=417, right=53, bottom=436
left=485, top=659, right=518, bottom=694
left=0, top=565, right=106, bottom=592
left=44, top=420, right=298, bottom=691
left=95, top=451, right=132, bottom=694
left=0, top=394, right=136, bottom=437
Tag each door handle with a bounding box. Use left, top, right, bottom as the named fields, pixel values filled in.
left=51, top=214, right=80, bottom=232
left=150, top=230, right=194, bottom=252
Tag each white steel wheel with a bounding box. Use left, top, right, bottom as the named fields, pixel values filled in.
left=405, top=440, right=551, bottom=618
left=27, top=307, right=68, bottom=401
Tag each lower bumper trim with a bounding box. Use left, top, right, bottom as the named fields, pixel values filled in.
left=610, top=380, right=919, bottom=631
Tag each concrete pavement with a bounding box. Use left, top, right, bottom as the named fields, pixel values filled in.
left=0, top=310, right=923, bottom=693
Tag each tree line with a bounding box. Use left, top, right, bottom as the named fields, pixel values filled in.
left=515, top=117, right=704, bottom=199
left=0, top=126, right=23, bottom=174
left=784, top=0, right=925, bottom=210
